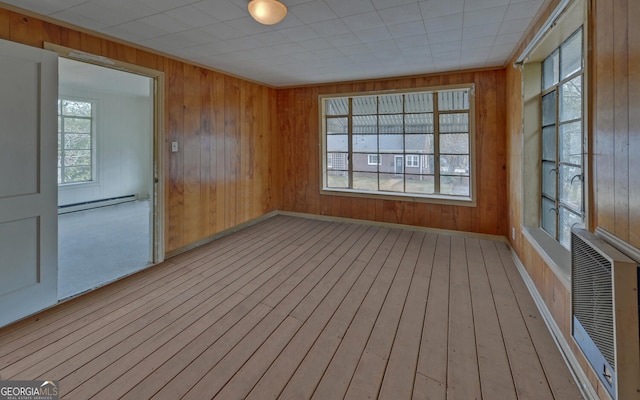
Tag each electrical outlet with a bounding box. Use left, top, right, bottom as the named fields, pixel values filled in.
left=171, top=141, right=179, bottom=153
left=512, top=227, right=516, bottom=240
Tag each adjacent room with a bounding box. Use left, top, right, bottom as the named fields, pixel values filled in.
left=0, top=0, right=638, bottom=399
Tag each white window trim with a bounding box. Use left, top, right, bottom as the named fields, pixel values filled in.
left=518, top=0, right=587, bottom=282
left=406, top=155, right=419, bottom=167
left=367, top=154, right=381, bottom=166
left=319, top=84, right=477, bottom=207
left=58, top=96, right=97, bottom=186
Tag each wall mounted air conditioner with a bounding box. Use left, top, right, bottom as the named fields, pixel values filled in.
left=571, top=228, right=640, bottom=400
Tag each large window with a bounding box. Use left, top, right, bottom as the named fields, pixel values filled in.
left=58, top=98, right=94, bottom=184
left=540, top=28, right=584, bottom=249
left=321, top=86, right=474, bottom=203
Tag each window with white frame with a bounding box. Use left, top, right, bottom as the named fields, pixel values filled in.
left=406, top=155, right=419, bottom=167
left=321, top=86, right=474, bottom=202
left=540, top=27, right=584, bottom=249
left=58, top=98, right=94, bottom=185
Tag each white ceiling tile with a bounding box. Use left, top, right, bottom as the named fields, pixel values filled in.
left=140, top=13, right=192, bottom=34
left=199, top=22, right=246, bottom=41
left=324, top=0, right=376, bottom=17
left=353, top=26, right=393, bottom=43
left=463, top=6, right=507, bottom=27
left=275, top=25, right=319, bottom=41
left=191, top=0, right=246, bottom=21
left=309, top=19, right=352, bottom=37
left=164, top=6, right=219, bottom=28
left=378, top=3, right=423, bottom=25
left=463, top=0, right=510, bottom=12
left=341, top=11, right=386, bottom=31
left=297, top=38, right=334, bottom=51
left=462, top=23, right=500, bottom=39
left=395, top=34, right=428, bottom=49
left=371, top=0, right=417, bottom=11
left=426, top=28, right=462, bottom=43
left=419, top=0, right=463, bottom=19
left=387, top=21, right=426, bottom=39
left=505, top=0, right=542, bottom=20
left=424, top=13, right=463, bottom=33
left=13, top=0, right=546, bottom=86
left=290, top=1, right=339, bottom=24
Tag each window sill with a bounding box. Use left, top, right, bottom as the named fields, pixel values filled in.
left=521, top=226, right=571, bottom=289
left=320, top=187, right=476, bottom=207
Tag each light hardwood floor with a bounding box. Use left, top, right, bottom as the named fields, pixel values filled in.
left=0, top=215, right=583, bottom=399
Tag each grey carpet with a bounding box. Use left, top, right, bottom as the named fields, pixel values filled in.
left=58, top=200, right=151, bottom=299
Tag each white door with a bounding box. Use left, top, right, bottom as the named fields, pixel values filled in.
left=0, top=39, right=58, bottom=327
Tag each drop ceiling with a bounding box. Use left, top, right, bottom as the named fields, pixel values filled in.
left=2, top=0, right=545, bottom=87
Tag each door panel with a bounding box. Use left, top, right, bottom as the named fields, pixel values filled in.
left=0, top=39, right=58, bottom=327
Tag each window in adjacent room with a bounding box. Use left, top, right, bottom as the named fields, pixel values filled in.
left=57, top=98, right=95, bottom=184
left=320, top=85, right=475, bottom=204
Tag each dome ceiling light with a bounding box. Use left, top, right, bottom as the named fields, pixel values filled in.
left=248, top=0, right=288, bottom=25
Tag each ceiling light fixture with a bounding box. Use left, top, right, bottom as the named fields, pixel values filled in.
left=248, top=0, right=287, bottom=25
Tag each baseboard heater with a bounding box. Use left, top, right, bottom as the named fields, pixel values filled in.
left=58, top=194, right=137, bottom=214
left=571, top=228, right=640, bottom=400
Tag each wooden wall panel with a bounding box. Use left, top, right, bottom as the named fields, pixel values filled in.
left=276, top=70, right=508, bottom=236
left=0, top=7, right=278, bottom=254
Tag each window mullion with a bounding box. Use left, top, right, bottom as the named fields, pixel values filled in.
left=433, top=92, right=441, bottom=194
left=554, top=88, right=561, bottom=241
left=348, top=98, right=353, bottom=190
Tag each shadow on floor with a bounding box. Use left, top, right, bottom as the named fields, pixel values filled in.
left=58, top=200, right=151, bottom=299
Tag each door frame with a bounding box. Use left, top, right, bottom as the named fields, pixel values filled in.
left=45, top=43, right=165, bottom=265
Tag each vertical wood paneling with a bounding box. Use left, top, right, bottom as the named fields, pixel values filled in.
left=629, top=0, right=640, bottom=248
left=0, top=9, right=9, bottom=39
left=612, top=0, right=629, bottom=241
left=276, top=70, right=508, bottom=236
left=167, top=58, right=185, bottom=251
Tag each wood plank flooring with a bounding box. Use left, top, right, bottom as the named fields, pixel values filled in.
left=0, top=215, right=583, bottom=399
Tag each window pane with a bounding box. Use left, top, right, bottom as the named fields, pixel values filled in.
left=64, top=166, right=91, bottom=182
left=560, top=28, right=582, bottom=80
left=378, top=114, right=403, bottom=133
left=64, top=117, right=91, bottom=133
left=353, top=96, right=376, bottom=115
left=379, top=173, right=404, bottom=192
left=542, top=126, right=556, bottom=161
left=62, top=100, right=91, bottom=116
left=326, top=117, right=347, bottom=134
left=541, top=197, right=557, bottom=238
left=354, top=172, right=378, bottom=190
left=379, top=134, right=403, bottom=154
left=327, top=170, right=348, bottom=188
left=541, top=92, right=556, bottom=126
left=378, top=94, right=403, bottom=114
left=405, top=113, right=434, bottom=133
left=542, top=161, right=556, bottom=198
left=440, top=176, right=469, bottom=196
left=559, top=121, right=582, bottom=165
left=325, top=97, right=348, bottom=115
left=406, top=175, right=434, bottom=194
left=64, top=133, right=91, bottom=150
left=379, top=154, right=404, bottom=173
left=440, top=133, right=469, bottom=154
left=542, top=49, right=559, bottom=90
left=64, top=149, right=91, bottom=167
left=439, top=113, right=468, bottom=133
left=405, top=134, right=434, bottom=153
left=559, top=165, right=582, bottom=211
left=327, top=153, right=348, bottom=170
left=559, top=76, right=582, bottom=122
left=351, top=115, right=375, bottom=134
left=353, top=134, right=377, bottom=153
left=440, top=155, right=469, bottom=175
left=405, top=92, right=433, bottom=112
left=559, top=207, right=583, bottom=249
left=327, top=134, right=348, bottom=152
left=438, top=89, right=469, bottom=110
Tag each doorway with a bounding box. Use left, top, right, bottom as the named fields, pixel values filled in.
left=56, top=57, right=160, bottom=299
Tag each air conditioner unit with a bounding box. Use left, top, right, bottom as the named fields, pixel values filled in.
left=571, top=228, right=640, bottom=400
